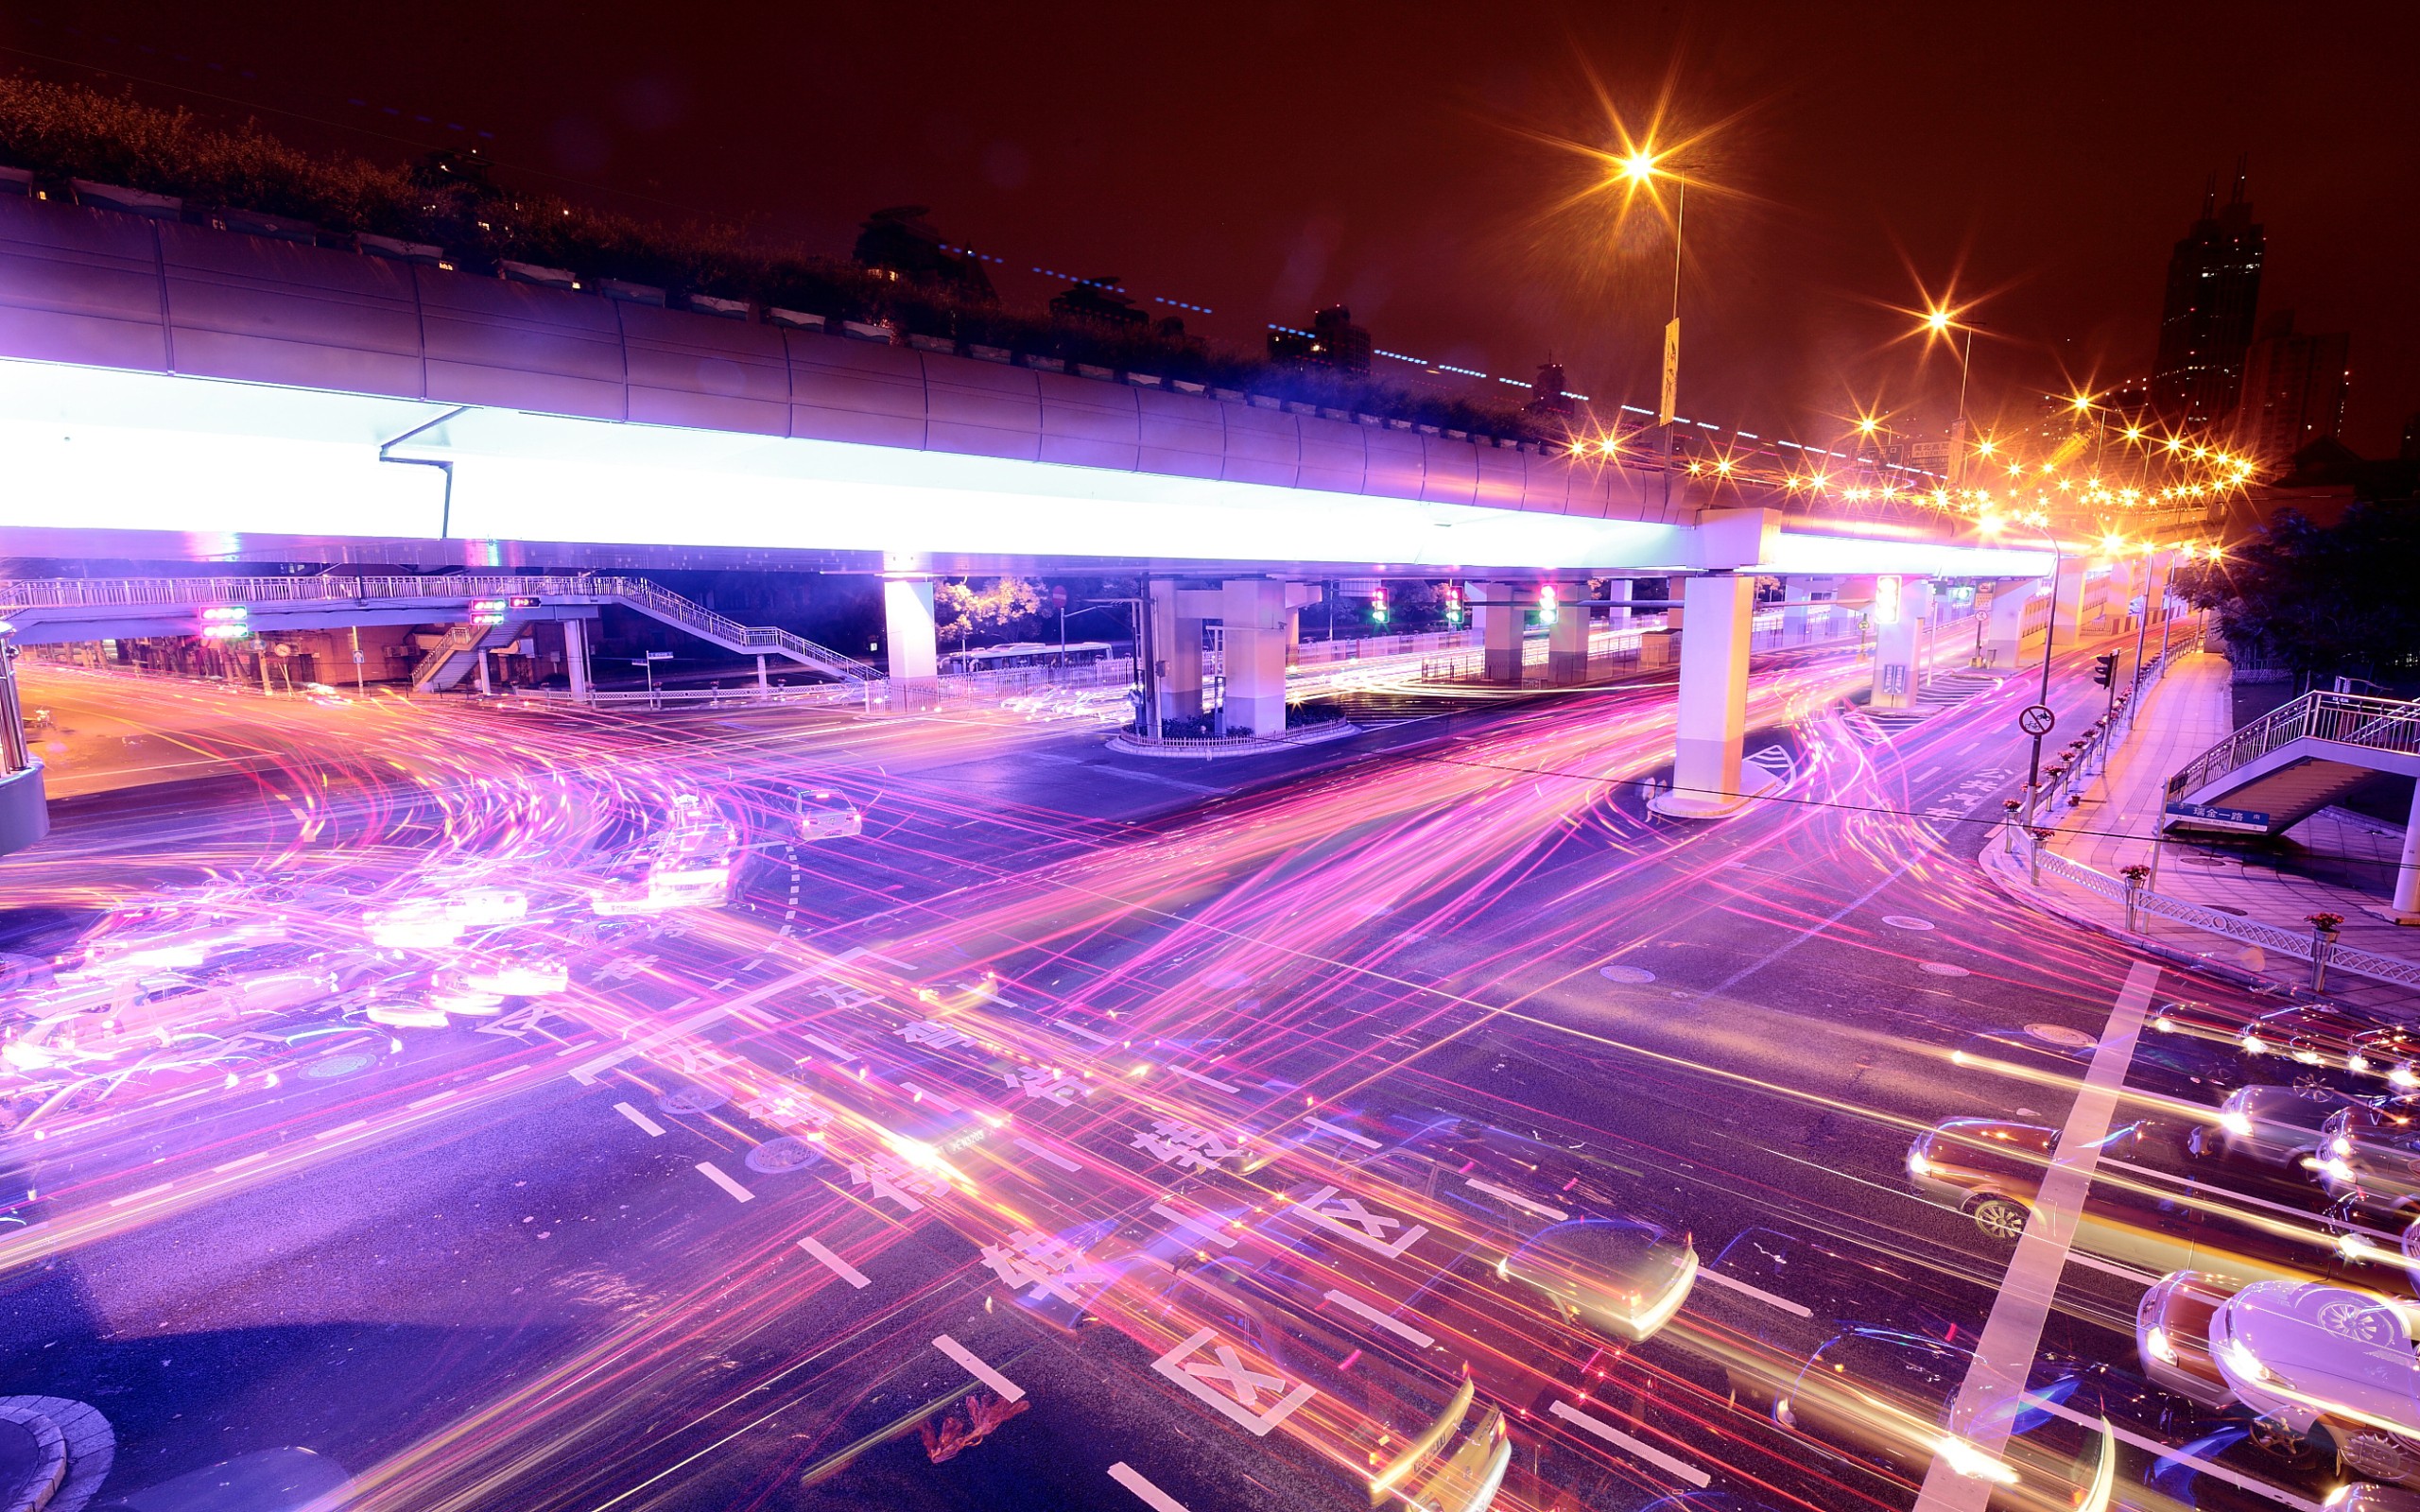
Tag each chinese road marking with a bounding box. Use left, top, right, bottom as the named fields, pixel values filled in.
left=1151, top=1329, right=1316, bottom=1435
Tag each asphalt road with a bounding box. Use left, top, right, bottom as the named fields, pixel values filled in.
left=0, top=635, right=2370, bottom=1512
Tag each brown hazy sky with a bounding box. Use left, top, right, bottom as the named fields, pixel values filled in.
left=9, top=1, right=2417, bottom=452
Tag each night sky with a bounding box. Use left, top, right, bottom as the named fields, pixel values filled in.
left=8, top=2, right=2416, bottom=454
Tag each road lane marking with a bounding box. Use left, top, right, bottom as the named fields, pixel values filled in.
left=404, top=1089, right=461, bottom=1109
left=210, top=1149, right=278, bottom=1174
left=799, top=1031, right=852, bottom=1058
left=613, top=1101, right=666, bottom=1137
left=1465, top=1177, right=1566, bottom=1221
left=1108, top=1462, right=1188, bottom=1512
left=1304, top=1115, right=1379, bottom=1148
left=2063, top=1248, right=2161, bottom=1286
left=107, top=1181, right=175, bottom=1207
left=797, top=1235, right=870, bottom=1288
left=1164, top=1063, right=1242, bottom=1094
left=1548, top=1400, right=1710, bottom=1487
left=1150, top=1327, right=1316, bottom=1435
left=1322, top=1288, right=1435, bottom=1348
left=1152, top=1202, right=1237, bottom=1248
left=898, top=1080, right=959, bottom=1111
left=569, top=971, right=818, bottom=1083
left=932, top=1333, right=1024, bottom=1401
left=1695, top=1266, right=1814, bottom=1317
left=1913, top=960, right=2157, bottom=1512
left=1056, top=1021, right=1117, bottom=1046
left=2015, top=1387, right=2320, bottom=1512
left=696, top=1161, right=754, bottom=1202
left=1013, top=1137, right=1081, bottom=1172
left=314, top=1119, right=370, bottom=1141
left=483, top=1066, right=521, bottom=1082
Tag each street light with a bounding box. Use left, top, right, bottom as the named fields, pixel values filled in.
left=1617, top=148, right=1687, bottom=495
left=1920, top=305, right=1980, bottom=489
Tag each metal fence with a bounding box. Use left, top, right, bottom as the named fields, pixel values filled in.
left=2166, top=688, right=2420, bottom=801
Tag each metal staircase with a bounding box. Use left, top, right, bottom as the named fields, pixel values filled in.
left=2164, top=689, right=2420, bottom=835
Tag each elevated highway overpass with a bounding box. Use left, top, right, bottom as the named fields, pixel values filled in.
left=0, top=187, right=2156, bottom=848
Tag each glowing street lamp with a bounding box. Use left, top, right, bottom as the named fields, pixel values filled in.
left=1921, top=304, right=1980, bottom=487
left=1616, top=146, right=1688, bottom=494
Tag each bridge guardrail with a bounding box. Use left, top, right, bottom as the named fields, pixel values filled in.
left=2165, top=688, right=2420, bottom=801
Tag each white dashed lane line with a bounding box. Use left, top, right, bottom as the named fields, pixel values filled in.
left=1694, top=1266, right=1813, bottom=1316
left=932, top=1333, right=1024, bottom=1401
left=1109, top=1463, right=1188, bottom=1512
left=1013, top=1137, right=1081, bottom=1172
left=1548, top=1400, right=1711, bottom=1488
left=613, top=1101, right=666, bottom=1137
left=797, top=1234, right=870, bottom=1288
left=1151, top=1202, right=1236, bottom=1248
left=1322, top=1288, right=1434, bottom=1348
left=696, top=1161, right=754, bottom=1202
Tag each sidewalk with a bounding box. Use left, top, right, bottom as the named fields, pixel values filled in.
left=1980, top=645, right=2420, bottom=1014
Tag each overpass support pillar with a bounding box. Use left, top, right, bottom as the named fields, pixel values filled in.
left=1869, top=577, right=1935, bottom=710
left=2394, top=782, right=2420, bottom=921
left=1548, top=585, right=1591, bottom=684
left=1654, top=572, right=1756, bottom=819
left=2051, top=557, right=2087, bottom=642
left=563, top=615, right=592, bottom=700
left=1984, top=581, right=2033, bottom=670
left=1604, top=578, right=1633, bottom=626
left=1218, top=579, right=1301, bottom=738
left=1151, top=579, right=1204, bottom=722
left=884, top=578, right=938, bottom=710
left=1478, top=583, right=1523, bottom=683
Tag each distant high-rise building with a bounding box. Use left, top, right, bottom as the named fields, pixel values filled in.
left=1267, top=306, right=1372, bottom=374
left=2150, top=163, right=2264, bottom=431
left=852, top=206, right=995, bottom=301
left=1526, top=361, right=1574, bottom=421
left=2235, top=311, right=2350, bottom=469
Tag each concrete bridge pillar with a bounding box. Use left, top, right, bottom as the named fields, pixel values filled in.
left=1603, top=578, right=1634, bottom=626
left=2051, top=557, right=2087, bottom=642
left=1477, top=583, right=1524, bottom=683
left=1869, top=576, right=1936, bottom=710
left=1218, top=579, right=1289, bottom=737
left=883, top=579, right=938, bottom=708
left=1152, top=579, right=1205, bottom=722
left=1983, top=580, right=2034, bottom=670
left=1662, top=572, right=1756, bottom=816
left=563, top=615, right=592, bottom=699
left=1548, top=585, right=1591, bottom=684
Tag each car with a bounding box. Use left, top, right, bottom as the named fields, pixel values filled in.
left=2191, top=1084, right=2376, bottom=1174
left=2210, top=1279, right=2420, bottom=1486
left=2135, top=1268, right=2240, bottom=1409
left=2316, top=1099, right=2420, bottom=1205
left=1955, top=1022, right=2241, bottom=1108
left=795, top=787, right=862, bottom=840
left=1906, top=1118, right=2070, bottom=1241
left=2241, top=1004, right=2416, bottom=1091
left=1342, top=1118, right=1697, bottom=1344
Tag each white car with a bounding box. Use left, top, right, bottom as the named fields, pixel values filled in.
left=2211, top=1279, right=2420, bottom=1484
left=795, top=787, right=862, bottom=841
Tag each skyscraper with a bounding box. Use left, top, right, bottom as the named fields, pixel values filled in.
left=2235, top=311, right=2350, bottom=470
left=2150, top=163, right=2265, bottom=431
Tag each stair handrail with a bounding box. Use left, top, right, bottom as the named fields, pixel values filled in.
left=2167, top=688, right=2420, bottom=800
left=409, top=623, right=485, bottom=687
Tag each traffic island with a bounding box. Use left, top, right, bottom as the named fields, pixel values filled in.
left=1105, top=720, right=1359, bottom=760
left=0, top=1397, right=112, bottom=1512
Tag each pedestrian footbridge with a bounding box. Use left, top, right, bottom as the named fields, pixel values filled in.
left=2164, top=690, right=2420, bottom=837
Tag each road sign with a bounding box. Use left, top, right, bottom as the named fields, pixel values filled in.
left=2017, top=704, right=2057, bottom=736
left=1049, top=584, right=1068, bottom=610
left=2166, top=801, right=2271, bottom=833
left=1657, top=318, right=1681, bottom=426
left=1907, top=439, right=1951, bottom=466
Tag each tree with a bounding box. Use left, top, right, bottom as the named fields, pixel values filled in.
left=2178, top=501, right=2420, bottom=681
left=935, top=577, right=1046, bottom=652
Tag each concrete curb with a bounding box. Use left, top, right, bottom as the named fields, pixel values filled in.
left=1104, top=721, right=1360, bottom=760
left=1974, top=838, right=2299, bottom=998
left=0, top=1399, right=112, bottom=1512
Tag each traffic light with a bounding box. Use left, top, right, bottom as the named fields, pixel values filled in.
left=1443, top=585, right=1462, bottom=627
left=2092, top=653, right=2119, bottom=687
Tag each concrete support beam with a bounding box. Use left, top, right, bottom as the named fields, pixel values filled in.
left=1150, top=578, right=1204, bottom=721
left=1477, top=582, right=1523, bottom=683
left=2394, top=781, right=2420, bottom=921
left=1548, top=585, right=1591, bottom=684
left=1604, top=578, right=1634, bottom=626
left=1869, top=577, right=1936, bottom=709
left=563, top=614, right=591, bottom=699
left=1984, top=580, right=2035, bottom=670
left=883, top=577, right=938, bottom=689
left=1219, top=578, right=1291, bottom=737
left=1659, top=572, right=1757, bottom=818
left=2051, top=557, right=2087, bottom=641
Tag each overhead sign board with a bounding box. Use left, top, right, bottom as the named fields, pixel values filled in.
left=2165, top=801, right=2271, bottom=833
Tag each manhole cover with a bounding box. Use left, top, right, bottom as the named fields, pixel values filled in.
left=745, top=1136, right=823, bottom=1174
left=1598, top=964, right=1657, bottom=984
left=656, top=1084, right=729, bottom=1115
left=304, top=1052, right=378, bottom=1079
left=1881, top=916, right=1936, bottom=931
left=2025, top=1022, right=2097, bottom=1049
left=1919, top=963, right=1971, bottom=977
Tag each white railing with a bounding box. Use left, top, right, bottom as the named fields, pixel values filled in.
left=2019, top=826, right=2420, bottom=990
left=411, top=624, right=484, bottom=687
left=2167, top=688, right=2420, bottom=801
